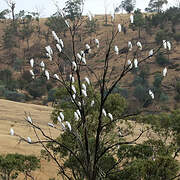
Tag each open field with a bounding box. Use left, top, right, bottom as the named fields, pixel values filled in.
left=0, top=99, right=60, bottom=180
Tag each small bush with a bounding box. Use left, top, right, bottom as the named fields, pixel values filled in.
left=156, top=53, right=169, bottom=66
left=155, top=30, right=169, bottom=45
left=4, top=90, right=25, bottom=102
left=159, top=92, right=169, bottom=102
left=175, top=82, right=180, bottom=94
left=26, top=78, right=47, bottom=99
left=0, top=85, right=6, bottom=96
left=175, top=94, right=180, bottom=102
left=173, top=32, right=180, bottom=42
left=48, top=88, right=57, bottom=102
left=13, top=58, right=24, bottom=72
left=153, top=73, right=163, bottom=88
left=133, top=85, right=148, bottom=103
left=0, top=69, right=12, bottom=84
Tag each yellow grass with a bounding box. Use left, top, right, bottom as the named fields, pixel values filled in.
left=0, top=99, right=60, bottom=180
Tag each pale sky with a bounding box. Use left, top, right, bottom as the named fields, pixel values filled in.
left=0, top=0, right=177, bottom=17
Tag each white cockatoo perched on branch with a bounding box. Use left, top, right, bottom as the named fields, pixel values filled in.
left=65, top=121, right=72, bottom=131
left=48, top=123, right=54, bottom=128
left=65, top=20, right=70, bottom=27
left=10, top=128, right=14, bottom=136
left=167, top=41, right=171, bottom=51
left=137, top=41, right=142, bottom=50
left=149, top=90, right=154, bottom=99
left=163, top=67, right=167, bottom=77
left=82, top=89, right=87, bottom=97
left=53, top=74, right=60, bottom=80
left=27, top=116, right=32, bottom=124
left=149, top=49, right=153, bottom=57
left=127, top=59, right=132, bottom=69
left=27, top=137, right=32, bottom=143
left=76, top=109, right=81, bottom=117
left=95, top=38, right=99, bottom=48
left=81, top=57, right=86, bottom=65
left=45, top=45, right=53, bottom=61
left=52, top=31, right=60, bottom=43
left=57, top=116, right=62, bottom=123
left=108, top=113, right=113, bottom=121
left=60, top=112, right=64, bottom=121
left=82, top=83, right=86, bottom=91
left=71, top=85, right=76, bottom=94
left=74, top=112, right=79, bottom=121
left=45, top=70, right=50, bottom=80
left=45, top=45, right=53, bottom=55
left=72, top=61, right=77, bottom=71
left=114, top=46, right=119, bottom=55
left=130, top=14, right=134, bottom=23
left=134, top=59, right=138, bottom=68
left=91, top=100, right=95, bottom=107
left=29, top=70, right=35, bottom=79
left=77, top=53, right=82, bottom=60
left=56, top=44, right=62, bottom=53
left=85, top=77, right=90, bottom=85
left=163, top=40, right=167, bottom=49
left=128, top=41, right=133, bottom=51
left=40, top=61, right=45, bottom=71
left=59, top=39, right=64, bottom=48
left=102, top=109, right=107, bottom=117
left=30, top=58, right=34, bottom=68
left=118, top=24, right=121, bottom=32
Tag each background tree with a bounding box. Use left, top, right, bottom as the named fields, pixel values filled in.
left=45, top=12, right=68, bottom=37
left=120, top=0, right=136, bottom=13
left=130, top=9, right=145, bottom=39
left=4, top=0, right=16, bottom=23
left=0, top=9, right=10, bottom=19
left=145, top=0, right=168, bottom=13
left=63, top=0, right=84, bottom=21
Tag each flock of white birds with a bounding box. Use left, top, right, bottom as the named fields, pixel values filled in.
left=11, top=14, right=171, bottom=144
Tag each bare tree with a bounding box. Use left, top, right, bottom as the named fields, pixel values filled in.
left=4, top=0, right=16, bottom=22
left=10, top=2, right=178, bottom=180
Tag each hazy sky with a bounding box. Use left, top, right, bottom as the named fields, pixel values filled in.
left=0, top=0, right=176, bottom=17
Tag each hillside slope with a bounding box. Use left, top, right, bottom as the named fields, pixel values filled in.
left=0, top=99, right=60, bottom=180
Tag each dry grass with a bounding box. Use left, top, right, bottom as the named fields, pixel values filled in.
left=0, top=99, right=60, bottom=180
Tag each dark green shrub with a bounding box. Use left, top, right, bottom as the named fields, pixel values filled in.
left=0, top=85, right=6, bottom=96
left=153, top=73, right=163, bottom=88
left=112, top=86, right=128, bottom=98
left=175, top=94, right=180, bottom=101
left=133, top=85, right=149, bottom=103
left=6, top=80, right=19, bottom=91
left=0, top=69, right=12, bottom=84
left=159, top=92, right=169, bottom=102
left=4, top=90, right=25, bottom=102
left=26, top=78, right=47, bottom=99
left=173, top=33, right=180, bottom=42
left=175, top=82, right=180, bottom=94
left=155, top=30, right=169, bottom=45
left=13, top=58, right=24, bottom=72
left=48, top=88, right=57, bottom=102
left=156, top=53, right=169, bottom=66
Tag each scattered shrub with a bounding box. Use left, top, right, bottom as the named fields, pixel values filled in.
left=133, top=85, right=148, bottom=103
left=13, top=58, right=24, bottom=72
left=4, top=90, right=25, bottom=102
left=173, top=33, right=180, bottom=42
left=153, top=73, right=163, bottom=88
left=156, top=53, right=169, bottom=66
left=48, top=88, right=57, bottom=102
left=26, top=78, right=47, bottom=99
left=155, top=30, right=169, bottom=45
left=159, top=92, right=169, bottom=102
